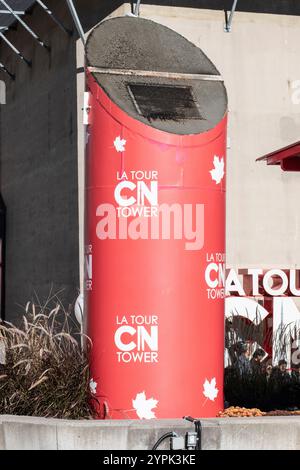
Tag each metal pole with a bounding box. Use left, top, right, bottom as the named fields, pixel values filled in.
left=224, top=0, right=239, bottom=32
left=0, top=9, right=24, bottom=14
left=66, top=0, right=85, bottom=45
left=0, top=31, right=31, bottom=66
left=36, top=0, right=72, bottom=36
left=0, top=61, right=14, bottom=79
left=134, top=0, right=141, bottom=16
left=0, top=0, right=49, bottom=49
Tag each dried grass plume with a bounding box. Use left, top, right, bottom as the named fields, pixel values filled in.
left=0, top=301, right=96, bottom=419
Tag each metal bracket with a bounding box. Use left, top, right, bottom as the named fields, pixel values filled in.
left=224, top=0, right=239, bottom=32
left=82, top=91, right=91, bottom=125
left=132, top=0, right=141, bottom=16
left=0, top=61, right=14, bottom=79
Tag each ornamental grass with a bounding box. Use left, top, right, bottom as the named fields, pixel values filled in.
left=0, top=301, right=97, bottom=419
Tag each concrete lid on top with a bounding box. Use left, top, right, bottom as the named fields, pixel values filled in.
left=85, top=16, right=227, bottom=136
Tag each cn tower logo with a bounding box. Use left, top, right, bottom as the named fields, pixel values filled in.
left=114, top=170, right=158, bottom=218
left=114, top=315, right=159, bottom=364
left=94, top=136, right=209, bottom=251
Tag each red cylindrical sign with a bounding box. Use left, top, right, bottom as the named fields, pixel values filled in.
left=85, top=17, right=227, bottom=419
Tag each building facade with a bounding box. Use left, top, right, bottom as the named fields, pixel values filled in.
left=1, top=1, right=300, bottom=322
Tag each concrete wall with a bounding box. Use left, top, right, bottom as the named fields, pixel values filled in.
left=0, top=414, right=300, bottom=450
left=122, top=4, right=300, bottom=271
left=1, top=2, right=300, bottom=321
left=0, top=1, right=123, bottom=322
left=0, top=1, right=78, bottom=321
left=141, top=0, right=300, bottom=16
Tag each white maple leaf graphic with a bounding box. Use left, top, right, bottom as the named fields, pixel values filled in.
left=89, top=378, right=97, bottom=395
left=114, top=136, right=126, bottom=152
left=203, top=377, right=218, bottom=401
left=132, top=391, right=158, bottom=419
left=210, top=156, right=224, bottom=184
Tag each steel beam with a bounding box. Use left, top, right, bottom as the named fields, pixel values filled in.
left=134, top=0, right=141, bottom=16
left=66, top=0, right=85, bottom=44
left=0, top=9, right=24, bottom=14
left=0, top=0, right=49, bottom=49
left=224, top=0, right=239, bottom=32
left=0, top=60, right=14, bottom=78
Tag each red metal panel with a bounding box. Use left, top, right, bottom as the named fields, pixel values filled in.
left=281, top=156, right=300, bottom=172
left=85, top=75, right=227, bottom=419
left=257, top=141, right=300, bottom=170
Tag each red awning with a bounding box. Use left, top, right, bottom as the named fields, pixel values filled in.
left=256, top=141, right=300, bottom=171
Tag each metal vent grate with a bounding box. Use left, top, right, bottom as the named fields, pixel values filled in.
left=127, top=83, right=202, bottom=121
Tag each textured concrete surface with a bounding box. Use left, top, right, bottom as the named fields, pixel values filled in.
left=0, top=414, right=300, bottom=450
left=86, top=16, right=227, bottom=135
